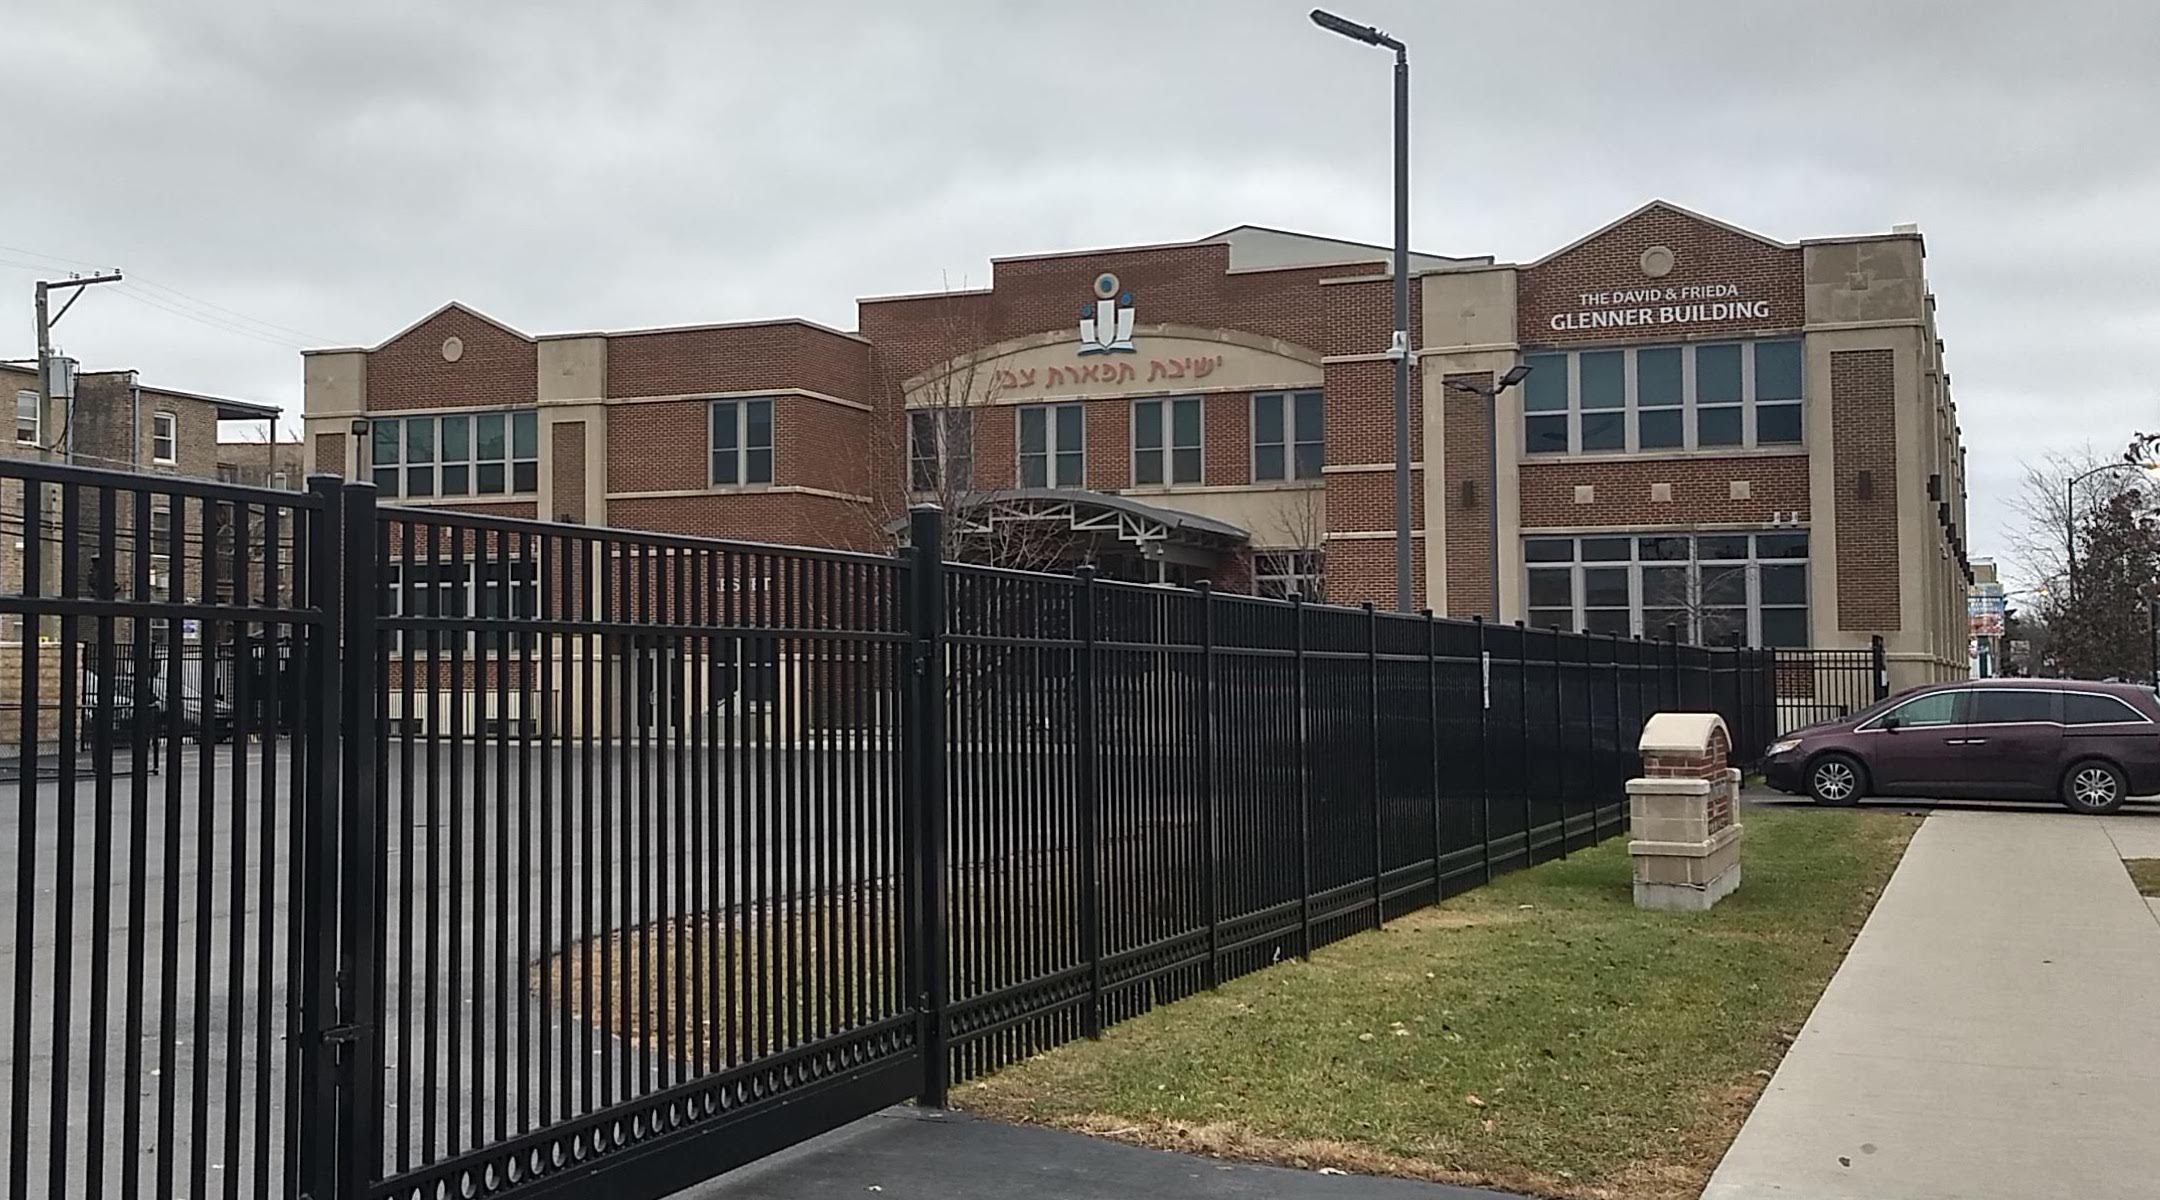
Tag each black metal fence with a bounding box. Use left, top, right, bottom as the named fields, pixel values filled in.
left=0, top=461, right=1777, bottom=1200
left=1770, top=638, right=1891, bottom=732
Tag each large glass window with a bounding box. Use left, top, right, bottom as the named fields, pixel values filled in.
left=1883, top=690, right=1964, bottom=728
left=1521, top=339, right=1801, bottom=455
left=1133, top=396, right=1201, bottom=486
left=908, top=407, right=972, bottom=492
left=2063, top=692, right=2147, bottom=725
left=384, top=560, right=538, bottom=655
left=712, top=398, right=775, bottom=486
left=152, top=411, right=179, bottom=464
left=1018, top=403, right=1084, bottom=488
left=1255, top=550, right=1324, bottom=599
left=1521, top=531, right=1811, bottom=646
left=1968, top=689, right=2056, bottom=724
left=370, top=410, right=541, bottom=499
left=1253, top=390, right=1323, bottom=481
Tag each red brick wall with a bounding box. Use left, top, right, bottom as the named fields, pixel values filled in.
left=1325, top=470, right=1424, bottom=534
left=1832, top=349, right=1900, bottom=630
left=606, top=395, right=869, bottom=497
left=314, top=431, right=347, bottom=478
left=1323, top=359, right=1421, bottom=467
left=1083, top=397, right=1132, bottom=491
left=551, top=421, right=587, bottom=522
left=606, top=491, right=873, bottom=549
left=366, top=307, right=536, bottom=412
left=1204, top=393, right=1250, bottom=487
left=1519, top=455, right=1808, bottom=528
left=1441, top=373, right=1496, bottom=618
left=1517, top=205, right=1803, bottom=348
left=1325, top=539, right=1424, bottom=608
left=605, top=322, right=872, bottom=401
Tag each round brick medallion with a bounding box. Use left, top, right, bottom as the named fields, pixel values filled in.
left=441, top=336, right=465, bottom=363
left=1639, top=245, right=1675, bottom=278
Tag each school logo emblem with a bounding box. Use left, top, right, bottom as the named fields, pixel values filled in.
left=1077, top=272, right=1136, bottom=354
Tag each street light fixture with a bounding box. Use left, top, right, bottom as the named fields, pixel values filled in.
left=1310, top=8, right=1411, bottom=610
left=2065, top=459, right=2160, bottom=603
left=1444, top=365, right=1534, bottom=620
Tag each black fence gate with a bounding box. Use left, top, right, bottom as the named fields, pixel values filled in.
left=0, top=462, right=1779, bottom=1200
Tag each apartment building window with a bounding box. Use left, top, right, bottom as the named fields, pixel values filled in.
left=147, top=501, right=175, bottom=642
left=1524, top=530, right=1810, bottom=646
left=1018, top=403, right=1083, bottom=488
left=1522, top=339, right=1804, bottom=454
left=1253, top=390, right=1323, bottom=481
left=370, top=411, right=540, bottom=499
left=710, top=399, right=774, bottom=487
left=1133, top=396, right=1201, bottom=486
left=1255, top=550, right=1324, bottom=599
left=907, top=409, right=972, bottom=491
left=152, top=411, right=179, bottom=464
left=15, top=391, right=38, bottom=445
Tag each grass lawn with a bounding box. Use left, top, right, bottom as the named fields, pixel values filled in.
left=2125, top=858, right=2160, bottom=897
left=959, top=806, right=1920, bottom=1200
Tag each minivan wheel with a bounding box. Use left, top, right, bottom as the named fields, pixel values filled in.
left=1808, top=754, right=1865, bottom=807
left=2062, top=759, right=2128, bottom=815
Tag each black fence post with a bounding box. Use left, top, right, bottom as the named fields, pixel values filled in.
left=1871, top=633, right=1889, bottom=702
left=904, top=505, right=951, bottom=1104
left=1196, top=581, right=1220, bottom=988
left=1474, top=615, right=1491, bottom=886
left=295, top=474, right=344, bottom=1200
left=1515, top=622, right=1531, bottom=867
left=1608, top=633, right=1624, bottom=833
left=1074, top=565, right=1104, bottom=1036
left=1292, top=592, right=1313, bottom=960
left=1426, top=609, right=1443, bottom=903
left=1551, top=628, right=1568, bottom=859
left=1364, top=602, right=1383, bottom=929
left=1664, top=623, right=1680, bottom=712
left=335, top=481, right=383, bottom=1195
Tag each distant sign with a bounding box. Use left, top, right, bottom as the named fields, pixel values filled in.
left=1969, top=612, right=2004, bottom=638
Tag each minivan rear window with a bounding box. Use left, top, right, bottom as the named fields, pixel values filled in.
left=2063, top=692, right=2145, bottom=726
left=1968, top=689, right=2056, bottom=724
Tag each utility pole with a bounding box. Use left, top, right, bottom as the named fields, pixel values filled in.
left=34, top=272, right=123, bottom=463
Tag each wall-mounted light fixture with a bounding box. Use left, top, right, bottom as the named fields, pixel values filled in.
left=1459, top=479, right=1478, bottom=509
left=1857, top=469, right=1874, bottom=501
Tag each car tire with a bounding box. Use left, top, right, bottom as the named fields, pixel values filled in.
left=2061, top=759, right=2128, bottom=815
left=1807, top=754, right=1866, bottom=807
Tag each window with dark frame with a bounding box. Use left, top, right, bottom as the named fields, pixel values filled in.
left=370, top=411, right=541, bottom=499
left=1133, top=396, right=1201, bottom=486
left=907, top=407, right=973, bottom=492
left=1252, top=390, right=1323, bottom=481
left=1521, top=339, right=1802, bottom=454
left=711, top=398, right=775, bottom=487
left=1524, top=530, right=1810, bottom=646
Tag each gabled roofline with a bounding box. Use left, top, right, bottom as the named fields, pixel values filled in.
left=1526, top=200, right=1795, bottom=267
left=346, top=300, right=532, bottom=354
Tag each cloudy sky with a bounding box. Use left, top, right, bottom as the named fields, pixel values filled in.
left=4, top=0, right=2155, bottom=573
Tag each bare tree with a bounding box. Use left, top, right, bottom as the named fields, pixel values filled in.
left=1256, top=485, right=1327, bottom=599
left=2002, top=445, right=2140, bottom=596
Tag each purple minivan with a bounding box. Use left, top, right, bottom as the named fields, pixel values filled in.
left=1761, top=679, right=2160, bottom=814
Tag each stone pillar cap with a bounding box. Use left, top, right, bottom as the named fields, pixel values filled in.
left=1638, top=712, right=1729, bottom=755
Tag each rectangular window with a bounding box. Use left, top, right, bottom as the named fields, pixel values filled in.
left=1252, top=390, right=1323, bottom=481
left=1636, top=347, right=1683, bottom=449
left=14, top=390, right=38, bottom=446
left=907, top=407, right=972, bottom=492
left=1754, top=339, right=1804, bottom=444
left=1254, top=550, right=1324, bottom=599
left=1695, top=343, right=1743, bottom=447
left=384, top=561, right=537, bottom=656
left=1522, top=353, right=1569, bottom=455
left=373, top=411, right=540, bottom=498
left=152, top=411, right=179, bottom=464
left=712, top=398, right=775, bottom=486
left=1578, top=351, right=1625, bottom=451
left=1521, top=530, right=1810, bottom=646
left=1133, top=396, right=1201, bottom=486
left=1018, top=403, right=1084, bottom=488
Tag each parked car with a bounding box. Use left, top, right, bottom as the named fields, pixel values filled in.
left=1761, top=679, right=2160, bottom=814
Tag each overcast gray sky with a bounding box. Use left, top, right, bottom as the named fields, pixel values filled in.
left=4, top=0, right=2155, bottom=573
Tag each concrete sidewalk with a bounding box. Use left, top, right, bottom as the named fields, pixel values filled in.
left=673, top=1108, right=1523, bottom=1200
left=1703, top=809, right=2160, bottom=1199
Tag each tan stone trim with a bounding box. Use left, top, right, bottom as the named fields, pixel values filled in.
left=605, top=484, right=874, bottom=505
left=1322, top=462, right=1427, bottom=474
left=1325, top=530, right=1427, bottom=541
left=1518, top=520, right=1808, bottom=535
left=901, top=323, right=1323, bottom=393
left=1514, top=448, right=1809, bottom=468
left=1117, top=480, right=1323, bottom=498
left=903, top=381, right=1285, bottom=409
left=379, top=494, right=539, bottom=510
left=1320, top=352, right=1403, bottom=365
left=1801, top=318, right=1927, bottom=334
left=1416, top=342, right=1519, bottom=358
left=608, top=389, right=872, bottom=412
left=601, top=316, right=869, bottom=345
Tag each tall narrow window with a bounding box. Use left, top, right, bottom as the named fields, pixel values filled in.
left=1636, top=347, right=1683, bottom=449
left=1695, top=344, right=1743, bottom=447
left=1578, top=351, right=1625, bottom=451
left=712, top=398, right=775, bottom=486
left=1522, top=354, right=1569, bottom=454
left=908, top=408, right=971, bottom=491
left=371, top=418, right=401, bottom=497
left=1132, top=397, right=1201, bottom=485
left=1755, top=340, right=1804, bottom=445
left=152, top=410, right=179, bottom=464
left=1253, top=391, right=1323, bottom=481
left=405, top=418, right=436, bottom=498
left=14, top=390, right=38, bottom=445
left=1018, top=403, right=1084, bottom=488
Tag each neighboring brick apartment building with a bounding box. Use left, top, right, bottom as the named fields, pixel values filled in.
left=302, top=202, right=1970, bottom=684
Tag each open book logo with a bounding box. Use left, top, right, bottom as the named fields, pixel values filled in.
left=1077, top=272, right=1136, bottom=355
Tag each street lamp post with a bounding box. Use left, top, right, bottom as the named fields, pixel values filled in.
left=2065, top=460, right=2159, bottom=603
left=1311, top=8, right=1411, bottom=610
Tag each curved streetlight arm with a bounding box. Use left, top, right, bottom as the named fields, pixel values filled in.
left=2064, top=460, right=2160, bottom=604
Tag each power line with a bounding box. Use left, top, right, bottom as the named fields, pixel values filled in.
left=0, top=240, right=331, bottom=345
